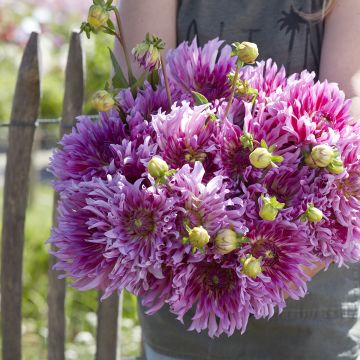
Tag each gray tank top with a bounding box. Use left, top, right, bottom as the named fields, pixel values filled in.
left=139, top=1, right=360, bottom=359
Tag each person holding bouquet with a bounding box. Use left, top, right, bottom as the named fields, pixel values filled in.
left=114, top=0, right=360, bottom=359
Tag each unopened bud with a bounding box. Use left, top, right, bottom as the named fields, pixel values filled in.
left=259, top=194, right=285, bottom=221
left=87, top=5, right=109, bottom=29
left=132, top=33, right=165, bottom=72
left=307, top=145, right=334, bottom=168
left=92, top=90, right=115, bottom=112
left=215, top=229, right=246, bottom=255
left=148, top=156, right=169, bottom=178
left=327, top=156, right=345, bottom=174
left=302, top=203, right=323, bottom=223
left=241, top=255, right=262, bottom=279
left=188, top=226, right=210, bottom=252
left=232, top=41, right=259, bottom=64
left=249, top=147, right=272, bottom=169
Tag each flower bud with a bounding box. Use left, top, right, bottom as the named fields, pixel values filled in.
left=249, top=147, right=272, bottom=169
left=240, top=132, right=254, bottom=151
left=148, top=156, right=169, bottom=178
left=132, top=33, right=165, bottom=72
left=87, top=5, right=109, bottom=29
left=302, top=203, right=323, bottom=223
left=232, top=41, right=259, bottom=64
left=92, top=90, right=115, bottom=112
left=308, top=145, right=334, bottom=168
left=327, top=156, right=345, bottom=174
left=215, top=229, right=239, bottom=255
left=259, top=195, right=285, bottom=221
left=241, top=255, right=262, bottom=279
left=188, top=226, right=210, bottom=250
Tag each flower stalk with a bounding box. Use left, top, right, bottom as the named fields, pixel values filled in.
left=112, top=7, right=135, bottom=84
left=161, top=53, right=173, bottom=112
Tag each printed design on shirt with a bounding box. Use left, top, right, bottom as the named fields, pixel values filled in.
left=185, top=19, right=225, bottom=45
left=240, top=28, right=261, bottom=42
left=278, top=3, right=324, bottom=71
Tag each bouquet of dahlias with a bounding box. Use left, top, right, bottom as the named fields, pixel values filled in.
left=49, top=0, right=360, bottom=337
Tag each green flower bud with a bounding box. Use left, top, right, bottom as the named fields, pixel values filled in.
left=259, top=194, right=285, bottom=221
left=148, top=156, right=169, bottom=178
left=249, top=147, right=272, bottom=169
left=87, top=4, right=109, bottom=29
left=92, top=90, right=115, bottom=112
left=215, top=229, right=247, bottom=255
left=232, top=41, right=259, bottom=64
left=132, top=33, right=165, bottom=72
left=302, top=203, right=323, bottom=223
left=241, top=255, right=262, bottom=279
left=188, top=226, right=210, bottom=252
left=240, top=132, right=254, bottom=151
left=307, top=145, right=335, bottom=168
left=327, top=156, right=345, bottom=174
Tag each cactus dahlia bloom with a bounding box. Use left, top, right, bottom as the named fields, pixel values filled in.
left=50, top=113, right=127, bottom=191
left=216, top=119, right=262, bottom=184
left=169, top=162, right=247, bottom=240
left=167, top=38, right=235, bottom=102
left=240, top=58, right=287, bottom=100
left=168, top=255, right=275, bottom=338
left=277, top=77, right=352, bottom=146
left=97, top=175, right=181, bottom=298
left=48, top=179, right=118, bottom=292
left=152, top=102, right=219, bottom=176
left=243, top=221, right=315, bottom=300
left=302, top=169, right=360, bottom=265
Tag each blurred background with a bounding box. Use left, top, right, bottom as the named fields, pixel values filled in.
left=0, top=1, right=141, bottom=358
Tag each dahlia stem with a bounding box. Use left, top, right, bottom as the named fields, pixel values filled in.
left=113, top=7, right=135, bottom=84
left=223, top=62, right=241, bottom=119
left=161, top=53, right=172, bottom=112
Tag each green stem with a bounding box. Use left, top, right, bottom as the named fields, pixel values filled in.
left=113, top=7, right=135, bottom=84
left=223, top=62, right=241, bottom=119
left=161, top=54, right=172, bottom=112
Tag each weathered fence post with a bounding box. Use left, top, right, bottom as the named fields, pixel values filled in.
left=48, top=31, right=84, bottom=360
left=1, top=32, right=40, bottom=360
left=95, top=292, right=122, bottom=360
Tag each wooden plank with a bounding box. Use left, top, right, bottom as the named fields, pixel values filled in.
left=1, top=32, right=40, bottom=360
left=47, top=31, right=84, bottom=360
left=95, top=292, right=121, bottom=360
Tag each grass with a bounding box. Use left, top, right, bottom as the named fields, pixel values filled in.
left=0, top=183, right=140, bottom=359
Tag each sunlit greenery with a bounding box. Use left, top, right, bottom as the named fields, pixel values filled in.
left=0, top=184, right=140, bottom=359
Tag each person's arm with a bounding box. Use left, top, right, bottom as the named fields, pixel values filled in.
left=319, top=0, right=360, bottom=118
left=115, top=0, right=177, bottom=76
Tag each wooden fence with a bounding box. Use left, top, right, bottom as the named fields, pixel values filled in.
left=0, top=31, right=135, bottom=360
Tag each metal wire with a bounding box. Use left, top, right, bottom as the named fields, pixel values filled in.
left=0, top=115, right=99, bottom=128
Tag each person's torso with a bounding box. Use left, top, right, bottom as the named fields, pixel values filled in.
left=177, top=0, right=325, bottom=75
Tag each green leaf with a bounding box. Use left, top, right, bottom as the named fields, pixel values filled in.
left=106, top=19, right=115, bottom=31
left=104, top=81, right=110, bottom=91
left=108, top=48, right=129, bottom=89
left=271, top=155, right=284, bottom=163
left=102, top=27, right=116, bottom=36
left=260, top=139, right=267, bottom=148
left=192, top=91, right=209, bottom=105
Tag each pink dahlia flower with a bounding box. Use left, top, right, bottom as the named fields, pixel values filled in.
left=50, top=113, right=127, bottom=191
left=167, top=38, right=235, bottom=102
left=152, top=101, right=219, bottom=176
